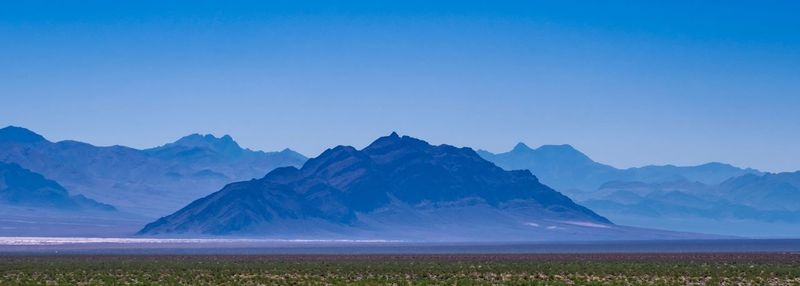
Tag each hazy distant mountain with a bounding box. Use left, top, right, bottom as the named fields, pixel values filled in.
left=145, top=133, right=307, bottom=182
left=478, top=143, right=761, bottom=192
left=0, top=161, right=148, bottom=237
left=139, top=133, right=634, bottom=240
left=477, top=142, right=793, bottom=237
left=477, top=143, right=618, bottom=191
left=624, top=162, right=762, bottom=188
left=717, top=172, right=800, bottom=211
left=0, top=161, right=114, bottom=211
left=580, top=173, right=800, bottom=237
left=583, top=179, right=800, bottom=222
left=0, top=126, right=307, bottom=217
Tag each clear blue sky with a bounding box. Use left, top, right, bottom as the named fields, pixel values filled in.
left=1, top=1, right=798, bottom=172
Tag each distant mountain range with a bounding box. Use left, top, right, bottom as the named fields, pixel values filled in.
left=139, top=133, right=720, bottom=241
left=477, top=143, right=761, bottom=192
left=583, top=175, right=800, bottom=220
left=718, top=172, right=800, bottom=211
left=0, top=126, right=306, bottom=217
left=479, top=143, right=799, bottom=237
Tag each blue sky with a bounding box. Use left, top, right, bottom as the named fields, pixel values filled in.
left=1, top=1, right=798, bottom=172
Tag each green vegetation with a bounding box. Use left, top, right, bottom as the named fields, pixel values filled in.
left=1, top=254, right=799, bottom=285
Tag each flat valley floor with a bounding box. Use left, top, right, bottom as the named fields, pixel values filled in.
left=1, top=253, right=799, bottom=285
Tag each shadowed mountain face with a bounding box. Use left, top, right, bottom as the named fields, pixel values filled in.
left=0, top=161, right=114, bottom=211
left=140, top=133, right=612, bottom=238
left=478, top=143, right=761, bottom=192
left=0, top=126, right=306, bottom=217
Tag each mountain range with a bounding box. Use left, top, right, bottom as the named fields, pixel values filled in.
left=1, top=125, right=796, bottom=239
left=0, top=126, right=306, bottom=218
left=477, top=143, right=761, bottom=192
left=478, top=143, right=799, bottom=237
left=139, top=133, right=720, bottom=241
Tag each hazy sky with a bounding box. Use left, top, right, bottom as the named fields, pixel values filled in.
left=1, top=1, right=798, bottom=172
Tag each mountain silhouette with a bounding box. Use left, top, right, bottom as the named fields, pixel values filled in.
left=0, top=126, right=307, bottom=217
left=139, top=133, right=613, bottom=239
left=477, top=143, right=618, bottom=191
left=0, top=161, right=114, bottom=211
left=0, top=126, right=47, bottom=143
left=478, top=143, right=761, bottom=192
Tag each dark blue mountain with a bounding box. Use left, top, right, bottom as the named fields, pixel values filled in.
left=0, top=126, right=307, bottom=217
left=139, top=133, right=613, bottom=239
left=0, top=161, right=114, bottom=211
left=0, top=126, right=46, bottom=143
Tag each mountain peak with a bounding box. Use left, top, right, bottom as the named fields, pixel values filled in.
left=306, top=145, right=360, bottom=164
left=696, top=162, right=737, bottom=169
left=509, top=143, right=585, bottom=158
left=512, top=142, right=531, bottom=152
left=532, top=144, right=594, bottom=162
left=145, top=133, right=246, bottom=157
left=363, top=132, right=428, bottom=153
left=172, top=133, right=241, bottom=150
left=0, top=126, right=47, bottom=143
left=278, top=148, right=302, bottom=155
left=536, top=144, right=579, bottom=152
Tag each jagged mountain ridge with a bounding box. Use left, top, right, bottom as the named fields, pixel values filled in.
left=0, top=126, right=307, bottom=217
left=139, top=133, right=611, bottom=238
